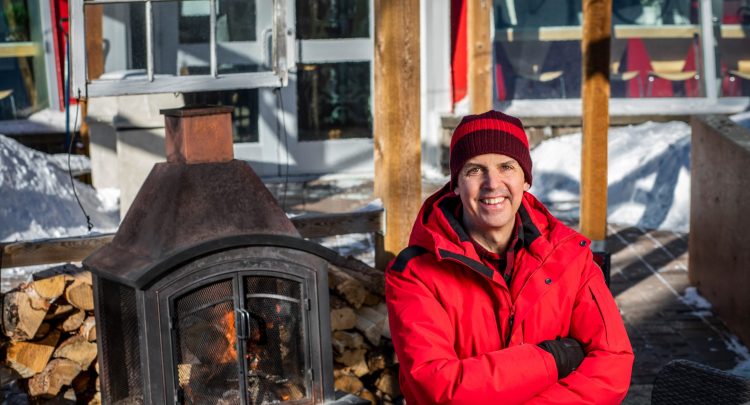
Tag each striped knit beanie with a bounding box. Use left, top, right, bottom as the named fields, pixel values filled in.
left=450, top=110, right=532, bottom=189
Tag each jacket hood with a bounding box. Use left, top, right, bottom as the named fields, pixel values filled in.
left=409, top=183, right=578, bottom=263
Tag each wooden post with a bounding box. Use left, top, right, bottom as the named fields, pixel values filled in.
left=74, top=4, right=103, bottom=183
left=468, top=0, right=493, bottom=113
left=579, top=0, right=612, bottom=243
left=373, top=0, right=421, bottom=269
left=85, top=4, right=105, bottom=81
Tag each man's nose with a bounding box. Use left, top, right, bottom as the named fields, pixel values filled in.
left=483, top=169, right=503, bottom=189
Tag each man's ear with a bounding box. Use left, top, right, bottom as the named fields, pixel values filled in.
left=524, top=182, right=530, bottom=191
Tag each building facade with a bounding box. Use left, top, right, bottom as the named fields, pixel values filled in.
left=2, top=0, right=748, bottom=182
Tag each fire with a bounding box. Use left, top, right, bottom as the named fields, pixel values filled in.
left=220, top=310, right=238, bottom=363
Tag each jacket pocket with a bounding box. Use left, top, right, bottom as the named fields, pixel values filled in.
left=588, top=281, right=628, bottom=349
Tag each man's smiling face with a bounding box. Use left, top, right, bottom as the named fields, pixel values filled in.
left=455, top=153, right=530, bottom=241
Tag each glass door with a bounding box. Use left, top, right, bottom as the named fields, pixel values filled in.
left=279, top=0, right=374, bottom=176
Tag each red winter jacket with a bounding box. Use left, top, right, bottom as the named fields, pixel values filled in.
left=386, top=186, right=634, bottom=404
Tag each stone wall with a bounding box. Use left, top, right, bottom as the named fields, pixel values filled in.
left=689, top=114, right=750, bottom=346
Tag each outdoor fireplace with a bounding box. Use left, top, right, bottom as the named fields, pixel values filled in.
left=83, top=106, right=336, bottom=404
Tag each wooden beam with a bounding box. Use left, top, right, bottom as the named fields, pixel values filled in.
left=0, top=42, right=38, bottom=58
left=468, top=0, right=493, bottom=113
left=579, top=0, right=612, bottom=242
left=85, top=4, right=104, bottom=81
left=0, top=210, right=385, bottom=269
left=373, top=0, right=421, bottom=269
left=1, top=235, right=115, bottom=268
left=293, top=209, right=384, bottom=239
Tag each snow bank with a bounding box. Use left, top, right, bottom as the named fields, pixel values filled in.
left=0, top=134, right=118, bottom=242
left=730, top=111, right=750, bottom=130
left=530, top=121, right=691, bottom=233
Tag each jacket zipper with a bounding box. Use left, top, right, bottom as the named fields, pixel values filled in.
left=506, top=308, right=515, bottom=346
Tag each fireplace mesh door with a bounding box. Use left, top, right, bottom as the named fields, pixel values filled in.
left=174, top=279, right=240, bottom=404
left=243, top=276, right=307, bottom=404
left=171, top=274, right=309, bottom=405
left=96, top=278, right=144, bottom=405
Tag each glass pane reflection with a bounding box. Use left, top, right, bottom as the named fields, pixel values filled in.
left=718, top=0, right=750, bottom=96
left=296, top=0, right=369, bottom=39
left=297, top=62, right=371, bottom=141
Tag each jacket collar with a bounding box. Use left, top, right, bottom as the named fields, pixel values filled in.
left=410, top=184, right=554, bottom=283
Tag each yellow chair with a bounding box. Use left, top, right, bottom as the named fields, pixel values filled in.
left=646, top=60, right=699, bottom=96
left=517, top=64, right=566, bottom=98
left=611, top=61, right=643, bottom=97
left=728, top=60, right=750, bottom=95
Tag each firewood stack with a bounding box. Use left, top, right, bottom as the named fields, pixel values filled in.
left=325, top=255, right=400, bottom=405
left=1, top=267, right=100, bottom=404
left=0, top=256, right=398, bottom=405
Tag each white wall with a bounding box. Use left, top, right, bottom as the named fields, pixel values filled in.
left=420, top=1, right=453, bottom=178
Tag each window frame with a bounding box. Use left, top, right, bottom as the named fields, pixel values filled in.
left=70, top=0, right=291, bottom=98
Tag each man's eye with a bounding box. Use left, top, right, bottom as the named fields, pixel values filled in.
left=501, top=164, right=514, bottom=171
left=466, top=167, right=481, bottom=175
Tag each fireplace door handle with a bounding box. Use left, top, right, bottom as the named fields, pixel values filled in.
left=235, top=308, right=250, bottom=340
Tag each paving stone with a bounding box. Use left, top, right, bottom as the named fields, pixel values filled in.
left=605, top=224, right=748, bottom=403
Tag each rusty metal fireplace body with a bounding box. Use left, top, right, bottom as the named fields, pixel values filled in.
left=84, top=106, right=335, bottom=405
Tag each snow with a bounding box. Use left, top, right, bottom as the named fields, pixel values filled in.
left=730, top=110, right=750, bottom=130
left=0, top=134, right=119, bottom=243
left=27, top=106, right=82, bottom=131
left=681, top=286, right=713, bottom=310
left=531, top=120, right=691, bottom=232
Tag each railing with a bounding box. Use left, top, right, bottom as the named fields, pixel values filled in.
left=0, top=208, right=385, bottom=269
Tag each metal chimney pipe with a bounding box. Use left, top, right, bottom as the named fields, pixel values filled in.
left=162, top=105, right=234, bottom=164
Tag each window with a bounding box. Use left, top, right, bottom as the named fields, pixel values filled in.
left=70, top=0, right=291, bottom=98
left=1, top=0, right=49, bottom=119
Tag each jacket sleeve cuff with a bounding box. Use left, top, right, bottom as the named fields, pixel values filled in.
left=533, top=344, right=559, bottom=385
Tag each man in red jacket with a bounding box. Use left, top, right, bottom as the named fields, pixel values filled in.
left=386, top=110, right=634, bottom=404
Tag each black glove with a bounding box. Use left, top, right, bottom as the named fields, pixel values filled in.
left=538, top=337, right=585, bottom=379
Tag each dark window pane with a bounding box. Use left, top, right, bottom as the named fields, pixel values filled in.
left=178, top=0, right=211, bottom=44
left=183, top=89, right=259, bottom=143
left=297, top=62, right=371, bottom=141
left=218, top=0, right=256, bottom=42
left=95, top=2, right=146, bottom=75
left=296, top=0, right=368, bottom=39
left=179, top=0, right=257, bottom=44
left=0, top=0, right=30, bottom=42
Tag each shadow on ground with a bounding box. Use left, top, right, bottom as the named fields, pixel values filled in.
left=607, top=225, right=746, bottom=404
